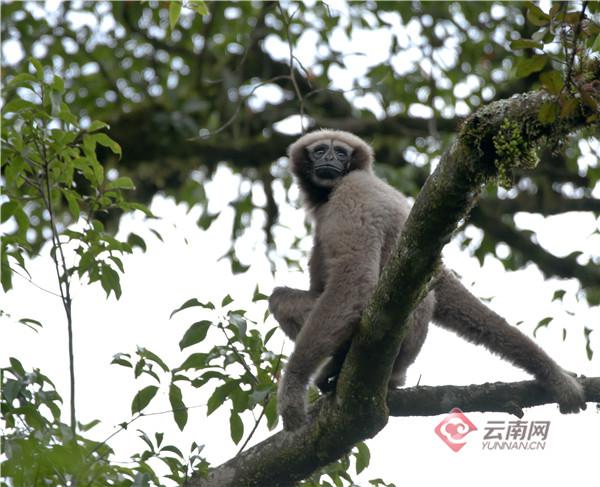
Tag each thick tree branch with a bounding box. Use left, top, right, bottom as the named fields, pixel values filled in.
left=471, top=206, right=600, bottom=289
left=313, top=113, right=460, bottom=137
left=484, top=192, right=600, bottom=215
left=186, top=84, right=598, bottom=487
left=388, top=377, right=600, bottom=417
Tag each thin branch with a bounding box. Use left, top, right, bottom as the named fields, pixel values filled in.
left=9, top=266, right=63, bottom=298
left=471, top=206, right=600, bottom=288
left=218, top=324, right=258, bottom=384
left=565, top=1, right=588, bottom=92
left=192, top=75, right=290, bottom=139
left=89, top=404, right=207, bottom=457
left=36, top=85, right=77, bottom=436
left=278, top=3, right=307, bottom=133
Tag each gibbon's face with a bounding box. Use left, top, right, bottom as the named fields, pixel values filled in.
left=306, top=139, right=354, bottom=185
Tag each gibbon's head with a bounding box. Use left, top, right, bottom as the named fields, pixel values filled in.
left=287, top=129, right=374, bottom=207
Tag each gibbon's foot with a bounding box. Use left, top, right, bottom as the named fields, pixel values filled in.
left=279, top=395, right=307, bottom=431
left=388, top=372, right=407, bottom=389
left=545, top=370, right=587, bottom=414
left=278, top=374, right=308, bottom=431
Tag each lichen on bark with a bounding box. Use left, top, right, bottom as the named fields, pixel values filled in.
left=492, top=118, right=540, bottom=189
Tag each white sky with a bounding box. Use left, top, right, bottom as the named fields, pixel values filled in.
left=1, top=1, right=600, bottom=486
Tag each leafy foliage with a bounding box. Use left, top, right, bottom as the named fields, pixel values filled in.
left=1, top=58, right=153, bottom=297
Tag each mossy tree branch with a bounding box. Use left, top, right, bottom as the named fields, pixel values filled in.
left=186, top=86, right=599, bottom=487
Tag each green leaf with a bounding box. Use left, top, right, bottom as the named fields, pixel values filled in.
left=59, top=102, right=78, bottom=125
left=107, top=176, right=135, bottom=190
left=584, top=327, right=594, bottom=360
left=9, top=357, right=26, bottom=376
left=539, top=71, right=563, bottom=94
left=138, top=347, right=169, bottom=372
left=197, top=211, right=218, bottom=230
left=127, top=232, right=147, bottom=251
left=538, top=101, right=559, bottom=124
left=170, top=298, right=215, bottom=318
left=88, top=120, right=109, bottom=132
left=221, top=294, right=233, bottom=307
left=149, top=228, right=163, bottom=241
left=62, top=189, right=81, bottom=220
left=592, top=34, right=600, bottom=53
left=111, top=356, right=132, bottom=368
left=252, top=285, right=268, bottom=302
left=552, top=289, right=566, bottom=301
left=228, top=313, right=247, bottom=337
left=79, top=418, right=101, bottom=432
left=131, top=385, right=159, bottom=414
left=207, top=383, right=231, bottom=415
left=18, top=318, right=43, bottom=332
left=515, top=55, right=548, bottom=78
left=179, top=320, right=211, bottom=350
left=189, top=1, right=209, bottom=15
left=169, top=383, right=188, bottom=430
left=355, top=442, right=371, bottom=474
left=1, top=252, right=12, bottom=292
left=559, top=96, right=578, bottom=119
left=264, top=326, right=278, bottom=345
left=264, top=394, right=278, bottom=429
left=229, top=411, right=244, bottom=444
left=94, top=133, right=122, bottom=157
left=527, top=5, right=550, bottom=26
left=2, top=97, right=37, bottom=113
left=179, top=352, right=208, bottom=370
left=7, top=73, right=36, bottom=89
left=51, top=75, right=64, bottom=93
left=100, top=264, right=122, bottom=299
left=533, top=317, right=553, bottom=337
left=169, top=1, right=183, bottom=30
left=510, top=39, right=543, bottom=50
left=29, top=57, right=44, bottom=80
left=1, top=200, right=19, bottom=223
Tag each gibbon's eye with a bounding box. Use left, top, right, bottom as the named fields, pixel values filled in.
left=334, top=147, right=348, bottom=160
left=313, top=145, right=328, bottom=158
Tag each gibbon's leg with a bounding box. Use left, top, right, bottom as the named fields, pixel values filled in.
left=278, top=252, right=381, bottom=430
left=316, top=293, right=436, bottom=392
left=269, top=287, right=318, bottom=340
left=433, top=268, right=586, bottom=413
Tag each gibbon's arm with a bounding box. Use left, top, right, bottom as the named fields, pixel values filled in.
left=277, top=226, right=383, bottom=430
left=433, top=268, right=586, bottom=413
left=269, top=240, right=327, bottom=340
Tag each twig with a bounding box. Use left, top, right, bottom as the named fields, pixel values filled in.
left=278, top=3, right=307, bottom=133
left=236, top=343, right=285, bottom=455
left=192, top=75, right=290, bottom=139
left=37, top=84, right=77, bottom=436
left=218, top=324, right=258, bottom=384
left=9, top=266, right=63, bottom=298
left=565, top=1, right=588, bottom=91
left=89, top=403, right=207, bottom=457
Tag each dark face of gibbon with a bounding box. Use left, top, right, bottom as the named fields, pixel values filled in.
left=288, top=130, right=374, bottom=208
left=305, top=139, right=354, bottom=184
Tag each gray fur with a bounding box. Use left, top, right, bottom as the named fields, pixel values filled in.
left=270, top=129, right=586, bottom=431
